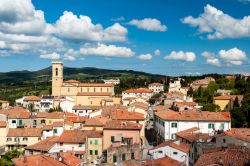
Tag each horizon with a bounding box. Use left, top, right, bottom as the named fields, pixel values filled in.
left=0, top=0, right=250, bottom=75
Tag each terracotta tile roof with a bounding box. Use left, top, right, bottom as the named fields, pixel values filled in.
left=0, top=121, right=7, bottom=127
left=7, top=128, right=43, bottom=137
left=123, top=97, right=136, bottom=101
left=155, top=109, right=231, bottom=122
left=144, top=156, right=180, bottom=166
left=58, top=152, right=83, bottom=166
left=213, top=95, right=232, bottom=100
left=25, top=136, right=59, bottom=152
left=148, top=82, right=163, bottom=86
left=12, top=154, right=66, bottom=166
left=36, top=112, right=48, bottom=118
left=72, top=105, right=101, bottom=110
left=77, top=92, right=112, bottom=96
left=66, top=116, right=87, bottom=123
left=23, top=96, right=41, bottom=101
left=63, top=80, right=80, bottom=83
left=152, top=105, right=170, bottom=112
left=42, top=125, right=53, bottom=130
left=0, top=107, right=30, bottom=119
left=0, top=100, right=9, bottom=103
left=78, top=83, right=114, bottom=87
left=123, top=88, right=153, bottom=93
left=195, top=145, right=250, bottom=166
left=224, top=128, right=250, bottom=143
left=174, top=101, right=197, bottom=107
left=84, top=130, right=103, bottom=138
left=84, top=117, right=108, bottom=126
left=58, top=130, right=85, bottom=143
left=129, top=102, right=148, bottom=110
left=101, top=104, right=127, bottom=117
left=53, top=121, right=64, bottom=127
left=176, top=127, right=212, bottom=143
left=46, top=112, right=65, bottom=119
left=104, top=120, right=142, bottom=130
left=111, top=110, right=145, bottom=121
left=151, top=140, right=190, bottom=153
left=66, top=150, right=86, bottom=155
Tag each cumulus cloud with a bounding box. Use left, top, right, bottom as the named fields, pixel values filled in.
left=219, top=48, right=247, bottom=65
left=137, top=54, right=152, bottom=60
left=128, top=18, right=167, bottom=32
left=202, top=51, right=221, bottom=67
left=79, top=43, right=135, bottom=58
left=164, top=51, right=196, bottom=62
left=154, top=49, right=161, bottom=56
left=40, top=52, right=60, bottom=60
left=182, top=4, right=250, bottom=39
left=55, top=11, right=127, bottom=42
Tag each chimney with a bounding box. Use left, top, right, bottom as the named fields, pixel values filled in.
left=23, top=156, right=27, bottom=164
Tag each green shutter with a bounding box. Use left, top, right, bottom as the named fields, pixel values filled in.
left=122, top=153, right=126, bottom=161
left=111, top=136, right=115, bottom=143
left=131, top=152, right=135, bottom=159
left=121, top=137, right=124, bottom=143
left=95, top=150, right=98, bottom=155
left=18, top=120, right=23, bottom=126
left=113, top=155, right=117, bottom=162
left=90, top=150, right=93, bottom=155
left=95, top=140, right=98, bottom=145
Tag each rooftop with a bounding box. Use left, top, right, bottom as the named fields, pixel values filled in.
left=148, top=82, right=163, bottom=86
left=77, top=92, right=112, bottom=96
left=84, top=116, right=109, bottom=126
left=111, top=110, right=145, bottom=121
left=72, top=105, right=101, bottom=110
left=0, top=107, right=30, bottom=119
left=7, top=128, right=43, bottom=137
left=224, top=128, right=250, bottom=143
left=23, top=96, right=41, bottom=101
left=58, top=130, right=85, bottom=143
left=104, top=120, right=142, bottom=130
left=123, top=88, right=153, bottom=93
left=155, top=109, right=231, bottom=122
left=25, top=136, right=59, bottom=152
left=144, top=156, right=180, bottom=166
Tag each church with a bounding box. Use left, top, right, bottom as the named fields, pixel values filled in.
left=51, top=61, right=120, bottom=106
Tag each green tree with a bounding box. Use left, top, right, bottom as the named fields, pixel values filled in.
left=202, top=103, right=220, bottom=112
left=0, top=149, right=22, bottom=166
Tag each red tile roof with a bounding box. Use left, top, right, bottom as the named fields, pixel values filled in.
left=151, top=140, right=190, bottom=153
left=123, top=88, right=153, bottom=93
left=58, top=152, right=83, bottom=166
left=77, top=92, right=112, bottom=96
left=58, top=130, right=85, bottom=143
left=79, top=83, right=114, bottom=87
left=25, top=136, right=59, bottom=152
left=46, top=112, right=65, bottom=119
left=155, top=109, right=231, bottom=122
left=224, top=128, right=250, bottom=143
left=104, top=120, right=142, bottom=130
left=72, top=105, right=101, bottom=110
left=84, top=117, right=108, bottom=126
left=0, top=121, right=7, bottom=127
left=23, top=96, right=41, bottom=101
left=7, top=128, right=43, bottom=137
left=144, top=157, right=180, bottom=166
left=111, top=110, right=145, bottom=121
left=195, top=145, right=250, bottom=166
left=12, top=155, right=66, bottom=166
left=213, top=95, right=232, bottom=100
left=148, top=82, right=163, bottom=86
left=63, top=80, right=80, bottom=83
left=0, top=107, right=30, bottom=119
left=66, top=116, right=87, bottom=123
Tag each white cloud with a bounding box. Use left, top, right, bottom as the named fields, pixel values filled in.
left=219, top=47, right=247, bottom=65
left=137, top=54, right=152, bottom=60
left=154, top=49, right=160, bottom=56
left=55, top=11, right=127, bottom=42
left=79, top=43, right=135, bottom=58
left=111, top=16, right=125, bottom=21
left=182, top=4, right=250, bottom=39
left=128, top=18, right=167, bottom=32
left=164, top=51, right=196, bottom=62
left=202, top=51, right=221, bottom=67
left=40, top=52, right=60, bottom=60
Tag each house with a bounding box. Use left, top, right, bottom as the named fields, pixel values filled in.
left=122, top=96, right=148, bottom=106
left=195, top=145, right=250, bottom=166
left=107, top=143, right=140, bottom=164
left=149, top=140, right=190, bottom=166
left=45, top=112, right=65, bottom=125
left=103, top=120, right=142, bottom=150
left=191, top=77, right=215, bottom=90
left=72, top=105, right=101, bottom=117
left=83, top=117, right=109, bottom=131
left=0, top=121, right=8, bottom=147
left=213, top=95, right=243, bottom=111
left=85, top=131, right=103, bottom=164
left=127, top=102, right=149, bottom=117
left=0, top=100, right=9, bottom=109
left=40, top=96, right=54, bottom=112
left=22, top=96, right=41, bottom=111
left=103, top=79, right=120, bottom=85
left=154, top=109, right=231, bottom=141
left=168, top=79, right=188, bottom=95
left=0, top=107, right=31, bottom=128
left=122, top=88, right=153, bottom=102
left=216, top=128, right=250, bottom=148
left=148, top=83, right=164, bottom=94
left=144, top=156, right=180, bottom=166
left=172, top=101, right=200, bottom=111
left=42, top=121, right=64, bottom=139
left=6, top=128, right=43, bottom=151
left=52, top=62, right=116, bottom=107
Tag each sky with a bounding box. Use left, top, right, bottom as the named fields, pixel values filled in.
left=0, top=0, right=250, bottom=76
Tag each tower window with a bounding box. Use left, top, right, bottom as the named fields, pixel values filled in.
left=55, top=68, right=58, bottom=76
left=68, top=88, right=70, bottom=93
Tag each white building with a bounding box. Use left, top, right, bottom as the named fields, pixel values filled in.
left=72, top=105, right=101, bottom=117
left=103, top=79, right=120, bottom=85
left=40, top=96, right=54, bottom=112
left=149, top=140, right=190, bottom=166
left=154, top=109, right=231, bottom=140
left=168, top=80, right=188, bottom=95
left=16, top=96, right=41, bottom=111
left=148, top=83, right=164, bottom=94
left=122, top=88, right=153, bottom=102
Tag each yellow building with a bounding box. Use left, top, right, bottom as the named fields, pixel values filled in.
left=213, top=95, right=232, bottom=111
left=51, top=62, right=118, bottom=106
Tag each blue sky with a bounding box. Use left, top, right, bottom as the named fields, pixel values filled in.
left=0, top=0, right=250, bottom=75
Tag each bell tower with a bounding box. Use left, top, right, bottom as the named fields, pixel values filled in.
left=52, top=61, right=63, bottom=96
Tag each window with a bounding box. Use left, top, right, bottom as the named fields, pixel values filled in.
left=121, top=137, right=124, bottom=143
left=79, top=143, right=83, bottom=147
left=171, top=122, right=177, bottom=128
left=89, top=150, right=93, bottom=155
left=87, top=88, right=89, bottom=92
left=7, top=138, right=12, bottom=142
left=94, top=88, right=96, bottom=92
left=94, top=140, right=98, bottom=145
left=14, top=138, right=19, bottom=142
left=95, top=150, right=98, bottom=155
left=53, top=129, right=57, bottom=134
left=90, top=140, right=93, bottom=144
left=171, top=134, right=176, bottom=139
left=81, top=88, right=82, bottom=92
left=220, top=123, right=225, bottom=130
left=60, top=142, right=63, bottom=146
left=173, top=152, right=178, bottom=155
left=101, top=88, right=102, bottom=92
left=122, top=153, right=126, bottom=161
left=68, top=88, right=70, bottom=93
left=38, top=137, right=41, bottom=141
left=55, top=68, right=58, bottom=76
left=111, top=136, right=115, bottom=143
left=208, top=123, right=215, bottom=129
left=131, top=152, right=135, bottom=160
left=12, top=120, right=16, bottom=124
left=23, top=137, right=28, bottom=141
left=113, top=155, right=117, bottom=162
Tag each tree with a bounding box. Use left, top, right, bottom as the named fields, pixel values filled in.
left=230, top=107, right=247, bottom=128
left=233, top=97, right=240, bottom=108
left=0, top=149, right=22, bottom=166
left=27, top=103, right=35, bottom=113
left=202, top=103, right=220, bottom=112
